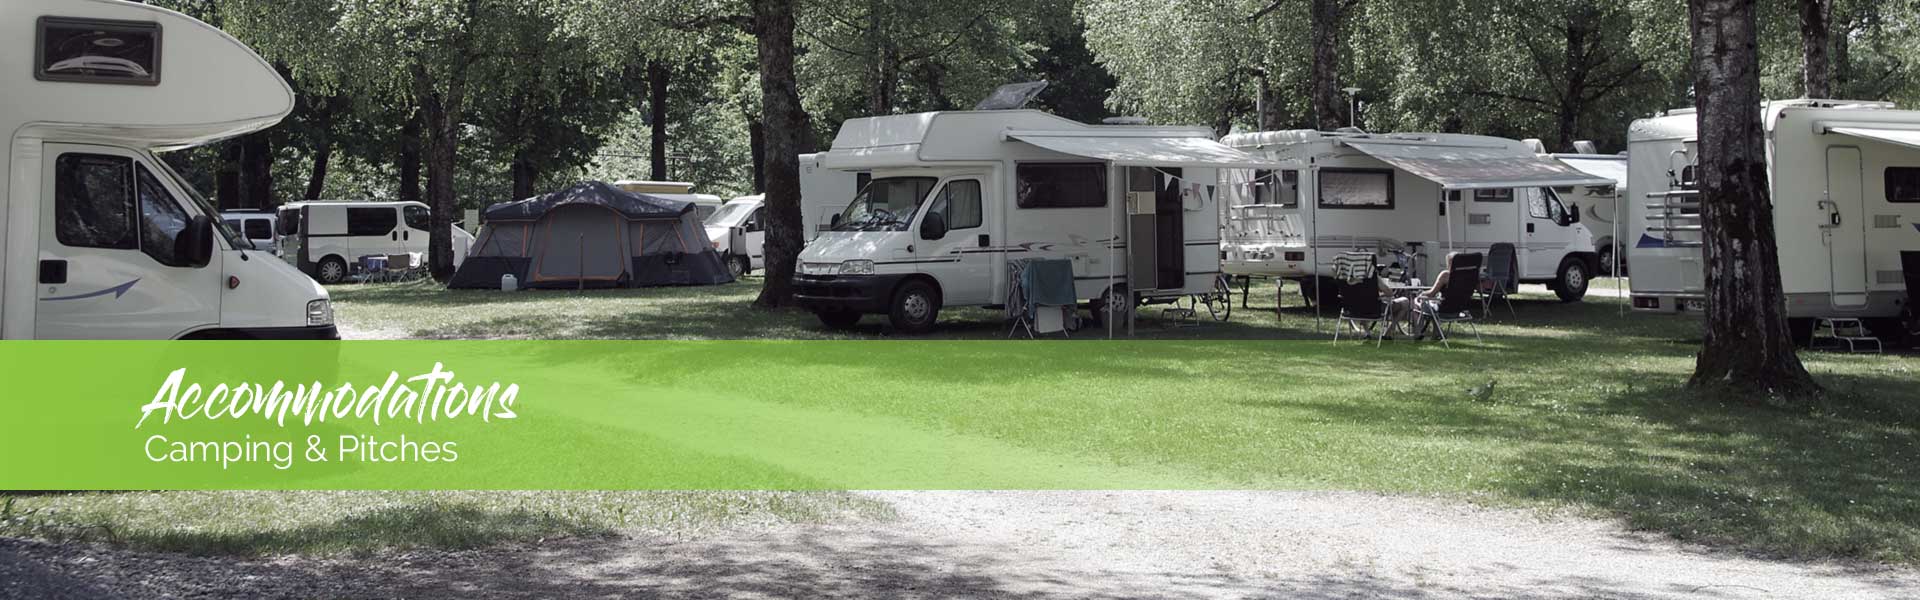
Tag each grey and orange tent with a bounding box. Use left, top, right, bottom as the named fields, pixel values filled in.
left=448, top=181, right=733, bottom=289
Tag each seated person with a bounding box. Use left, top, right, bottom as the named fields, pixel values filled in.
left=1411, top=252, right=1464, bottom=338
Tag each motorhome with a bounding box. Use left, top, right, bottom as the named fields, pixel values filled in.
left=800, top=152, right=867, bottom=238
left=795, top=110, right=1264, bottom=333
left=1550, top=153, right=1629, bottom=276
left=613, top=180, right=723, bottom=220
left=1, top=0, right=335, bottom=339
left=277, top=200, right=433, bottom=283
left=1218, top=130, right=1613, bottom=304
left=1626, top=99, right=1920, bottom=343
left=705, top=195, right=764, bottom=276
left=221, top=209, right=278, bottom=254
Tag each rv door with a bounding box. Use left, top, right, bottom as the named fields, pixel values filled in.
left=36, top=144, right=222, bottom=339
left=1824, top=146, right=1869, bottom=309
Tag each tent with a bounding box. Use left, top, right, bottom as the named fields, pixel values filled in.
left=447, top=181, right=734, bottom=289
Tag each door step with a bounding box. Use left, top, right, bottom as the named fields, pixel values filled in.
left=1812, top=318, right=1882, bottom=353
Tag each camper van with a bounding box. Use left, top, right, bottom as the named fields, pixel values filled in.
left=613, top=180, right=723, bottom=220
left=1549, top=153, right=1629, bottom=276
left=1626, top=99, right=1920, bottom=343
left=221, top=209, right=278, bottom=254
left=277, top=201, right=434, bottom=283
left=706, top=195, right=764, bottom=276
left=1, top=0, right=335, bottom=339
left=795, top=110, right=1262, bottom=333
left=1218, top=131, right=1613, bottom=304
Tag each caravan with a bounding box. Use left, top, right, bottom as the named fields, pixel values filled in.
left=1, top=0, right=335, bottom=339
left=1219, top=131, right=1613, bottom=304
left=794, top=110, right=1261, bottom=333
left=1626, top=99, right=1920, bottom=342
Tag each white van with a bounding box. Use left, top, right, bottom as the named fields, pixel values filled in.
left=1, top=0, right=335, bottom=339
left=706, top=195, right=765, bottom=277
left=277, top=201, right=433, bottom=284
left=1218, top=130, right=1613, bottom=304
left=795, top=110, right=1262, bottom=333
left=1626, top=99, right=1920, bottom=342
left=221, top=210, right=278, bottom=254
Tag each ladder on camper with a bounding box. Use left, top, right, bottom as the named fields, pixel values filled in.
left=1812, top=318, right=1882, bottom=353
left=1645, top=156, right=1704, bottom=248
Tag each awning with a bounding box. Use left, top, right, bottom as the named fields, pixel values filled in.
left=1556, top=156, right=1628, bottom=188
left=1342, top=141, right=1616, bottom=190
left=1825, top=126, right=1920, bottom=151
left=1008, top=133, right=1277, bottom=169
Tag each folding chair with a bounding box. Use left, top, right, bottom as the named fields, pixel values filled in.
left=1415, top=252, right=1484, bottom=348
left=1481, top=243, right=1518, bottom=317
left=358, top=255, right=388, bottom=283
left=1331, top=252, right=1390, bottom=347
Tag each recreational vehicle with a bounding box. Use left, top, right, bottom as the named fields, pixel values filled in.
left=1626, top=99, right=1920, bottom=343
left=1218, top=131, right=1614, bottom=304
left=1550, top=153, right=1629, bottom=276
left=1, top=0, right=335, bottom=339
left=800, top=152, right=868, bottom=238
left=706, top=195, right=764, bottom=276
left=795, top=110, right=1263, bottom=333
left=221, top=209, right=279, bottom=254
left=277, top=201, right=434, bottom=283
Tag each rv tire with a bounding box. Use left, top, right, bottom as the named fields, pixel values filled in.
left=888, top=280, right=941, bottom=334
left=315, top=256, right=348, bottom=285
left=1553, top=259, right=1588, bottom=303
left=815, top=309, right=862, bottom=330
left=1088, top=284, right=1132, bottom=327
left=727, top=255, right=750, bottom=278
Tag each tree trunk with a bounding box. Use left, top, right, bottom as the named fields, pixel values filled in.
left=1686, top=0, right=1818, bottom=398
left=753, top=0, right=806, bottom=308
left=421, top=95, right=458, bottom=282
left=1257, top=71, right=1283, bottom=131
left=399, top=110, right=423, bottom=204
left=1557, top=12, right=1591, bottom=151
left=648, top=60, right=671, bottom=181
left=865, top=0, right=894, bottom=116
left=217, top=141, right=241, bottom=210
left=1798, top=0, right=1832, bottom=98
left=1308, top=0, right=1345, bottom=131
left=304, top=142, right=331, bottom=201
left=511, top=154, right=538, bottom=201
left=748, top=118, right=767, bottom=194
left=238, top=131, right=274, bottom=209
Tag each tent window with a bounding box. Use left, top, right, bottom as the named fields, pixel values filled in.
left=36, top=17, right=162, bottom=86
left=1887, top=167, right=1920, bottom=203
left=347, top=207, right=397, bottom=236
left=929, top=179, right=984, bottom=230
left=1317, top=169, right=1393, bottom=210
left=54, top=154, right=137, bottom=249
left=1254, top=170, right=1300, bottom=208
left=1017, top=163, right=1106, bottom=208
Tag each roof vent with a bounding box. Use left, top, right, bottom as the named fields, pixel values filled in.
left=1102, top=116, right=1150, bottom=125
left=975, top=81, right=1049, bottom=111
left=1521, top=138, right=1548, bottom=153
left=1572, top=140, right=1598, bottom=154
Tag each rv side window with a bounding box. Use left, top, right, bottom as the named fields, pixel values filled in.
left=1016, top=163, right=1106, bottom=209
left=1253, top=170, right=1300, bottom=208
left=244, top=219, right=273, bottom=240
left=348, top=207, right=398, bottom=236
left=54, top=154, right=138, bottom=250
left=1527, top=188, right=1568, bottom=221
left=1887, top=167, right=1920, bottom=203
left=1474, top=188, right=1513, bottom=202
left=928, top=180, right=984, bottom=230
left=403, top=205, right=431, bottom=230
left=1317, top=169, right=1393, bottom=210
left=36, top=17, right=162, bottom=86
left=136, top=166, right=194, bottom=266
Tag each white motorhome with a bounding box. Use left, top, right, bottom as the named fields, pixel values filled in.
left=1, top=0, right=335, bottom=340
left=1218, top=131, right=1613, bottom=304
left=795, top=110, right=1261, bottom=333
left=799, top=152, right=867, bottom=238
left=277, top=200, right=434, bottom=283
left=1626, top=99, right=1920, bottom=341
left=1550, top=153, right=1629, bottom=276
left=705, top=195, right=765, bottom=276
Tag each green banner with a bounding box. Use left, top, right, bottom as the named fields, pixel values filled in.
left=0, top=341, right=1229, bottom=490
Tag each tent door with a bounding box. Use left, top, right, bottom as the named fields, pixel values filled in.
left=1823, top=146, right=1869, bottom=309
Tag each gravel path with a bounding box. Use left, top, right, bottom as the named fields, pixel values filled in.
left=4, top=491, right=1915, bottom=599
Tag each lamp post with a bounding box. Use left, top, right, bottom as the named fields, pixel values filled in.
left=1341, top=87, right=1362, bottom=129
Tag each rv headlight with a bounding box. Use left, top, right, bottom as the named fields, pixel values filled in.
left=306, top=299, right=334, bottom=326
left=838, top=260, right=875, bottom=275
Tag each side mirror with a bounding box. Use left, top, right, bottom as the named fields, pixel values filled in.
left=183, top=214, right=215, bottom=267
left=1562, top=209, right=1579, bottom=226
left=829, top=213, right=843, bottom=230
left=920, top=212, right=948, bottom=241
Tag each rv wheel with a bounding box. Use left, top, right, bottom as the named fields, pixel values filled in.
left=315, top=256, right=348, bottom=285
left=1596, top=245, right=1616, bottom=277
left=1553, top=260, right=1589, bottom=303
left=727, top=255, right=750, bottom=278
left=1088, top=284, right=1132, bottom=327
left=888, top=280, right=941, bottom=334
left=815, top=309, right=862, bottom=330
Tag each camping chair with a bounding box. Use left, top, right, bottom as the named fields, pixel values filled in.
left=386, top=253, right=423, bottom=282
left=1007, top=258, right=1077, bottom=338
left=1331, top=251, right=1390, bottom=347
left=358, top=255, right=389, bottom=283
left=1480, top=243, right=1519, bottom=317
left=1415, top=252, right=1484, bottom=348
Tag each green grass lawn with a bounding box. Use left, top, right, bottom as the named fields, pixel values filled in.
left=6, top=277, right=1916, bottom=564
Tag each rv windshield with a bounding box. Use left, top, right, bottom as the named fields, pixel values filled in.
left=834, top=177, right=937, bottom=232
left=705, top=203, right=752, bottom=228
left=153, top=154, right=249, bottom=249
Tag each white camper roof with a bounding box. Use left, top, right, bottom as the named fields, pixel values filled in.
left=821, top=110, right=1275, bottom=170
left=1552, top=154, right=1628, bottom=188
left=1, top=0, right=294, bottom=150
left=1338, top=138, right=1615, bottom=190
